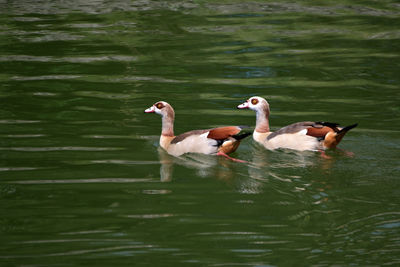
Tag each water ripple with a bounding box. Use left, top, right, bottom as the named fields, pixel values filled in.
left=206, top=2, right=400, bottom=16
left=142, top=189, right=171, bottom=195
left=196, top=231, right=260, bottom=236
left=7, top=178, right=155, bottom=184
left=0, top=55, right=138, bottom=63
left=2, top=1, right=400, bottom=16
left=113, top=75, right=184, bottom=83
left=336, top=212, right=400, bottom=230
left=16, top=238, right=140, bottom=244
left=0, top=146, right=122, bottom=152
left=1, top=134, right=45, bottom=138
left=0, top=120, right=41, bottom=124
left=12, top=16, right=45, bottom=22
left=61, top=230, right=113, bottom=235
left=12, top=30, right=83, bottom=42
left=123, top=214, right=174, bottom=219
left=0, top=245, right=154, bottom=259
left=11, top=75, right=81, bottom=81
left=74, top=91, right=135, bottom=100
left=0, top=167, right=38, bottom=172
left=90, top=160, right=160, bottom=165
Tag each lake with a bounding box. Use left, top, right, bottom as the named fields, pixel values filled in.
left=1, top=1, right=399, bottom=266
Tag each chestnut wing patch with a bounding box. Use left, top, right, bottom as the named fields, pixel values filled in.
left=306, top=122, right=339, bottom=138
left=306, top=126, right=334, bottom=138
left=207, top=126, right=241, bottom=140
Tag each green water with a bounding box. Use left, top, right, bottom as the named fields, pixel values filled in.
left=1, top=1, right=400, bottom=266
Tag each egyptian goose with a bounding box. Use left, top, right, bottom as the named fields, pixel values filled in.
left=237, top=96, right=357, bottom=151
left=145, top=101, right=251, bottom=162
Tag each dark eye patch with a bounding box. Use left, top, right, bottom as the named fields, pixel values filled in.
left=251, top=98, right=259, bottom=105
left=156, top=102, right=164, bottom=109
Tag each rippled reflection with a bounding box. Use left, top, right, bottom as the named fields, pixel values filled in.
left=10, top=178, right=154, bottom=184
left=0, top=55, right=138, bottom=63
left=0, top=146, right=123, bottom=152
left=156, top=144, right=338, bottom=197
left=157, top=147, right=235, bottom=183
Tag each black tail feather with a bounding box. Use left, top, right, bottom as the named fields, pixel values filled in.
left=315, top=121, right=340, bottom=128
left=232, top=132, right=252, bottom=141
left=338, top=123, right=358, bottom=134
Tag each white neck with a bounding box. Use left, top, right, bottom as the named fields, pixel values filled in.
left=255, top=106, right=270, bottom=133
left=160, top=105, right=175, bottom=137
left=161, top=114, right=174, bottom=137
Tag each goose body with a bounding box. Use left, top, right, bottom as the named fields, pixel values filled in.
left=145, top=101, right=250, bottom=160
left=238, top=96, right=357, bottom=151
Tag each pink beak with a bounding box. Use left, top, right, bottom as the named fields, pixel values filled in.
left=237, top=101, right=249, bottom=109
left=144, top=105, right=155, bottom=113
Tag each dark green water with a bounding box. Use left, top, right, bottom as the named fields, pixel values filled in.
left=1, top=1, right=400, bottom=266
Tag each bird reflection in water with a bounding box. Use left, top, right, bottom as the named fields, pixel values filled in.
left=248, top=143, right=316, bottom=179
left=158, top=147, right=269, bottom=194
left=157, top=143, right=354, bottom=197
left=157, top=147, right=236, bottom=182
left=245, top=143, right=353, bottom=195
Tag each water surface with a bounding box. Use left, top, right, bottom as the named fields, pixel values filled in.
left=1, top=1, right=400, bottom=266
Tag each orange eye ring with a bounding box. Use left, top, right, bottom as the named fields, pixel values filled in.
left=251, top=98, right=258, bottom=105
left=156, top=103, right=163, bottom=109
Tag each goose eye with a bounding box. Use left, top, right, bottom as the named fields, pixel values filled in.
left=251, top=98, right=259, bottom=105
left=156, top=103, right=163, bottom=109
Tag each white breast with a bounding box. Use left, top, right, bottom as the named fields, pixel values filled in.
left=167, top=132, right=218, bottom=156
left=253, top=131, right=270, bottom=144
